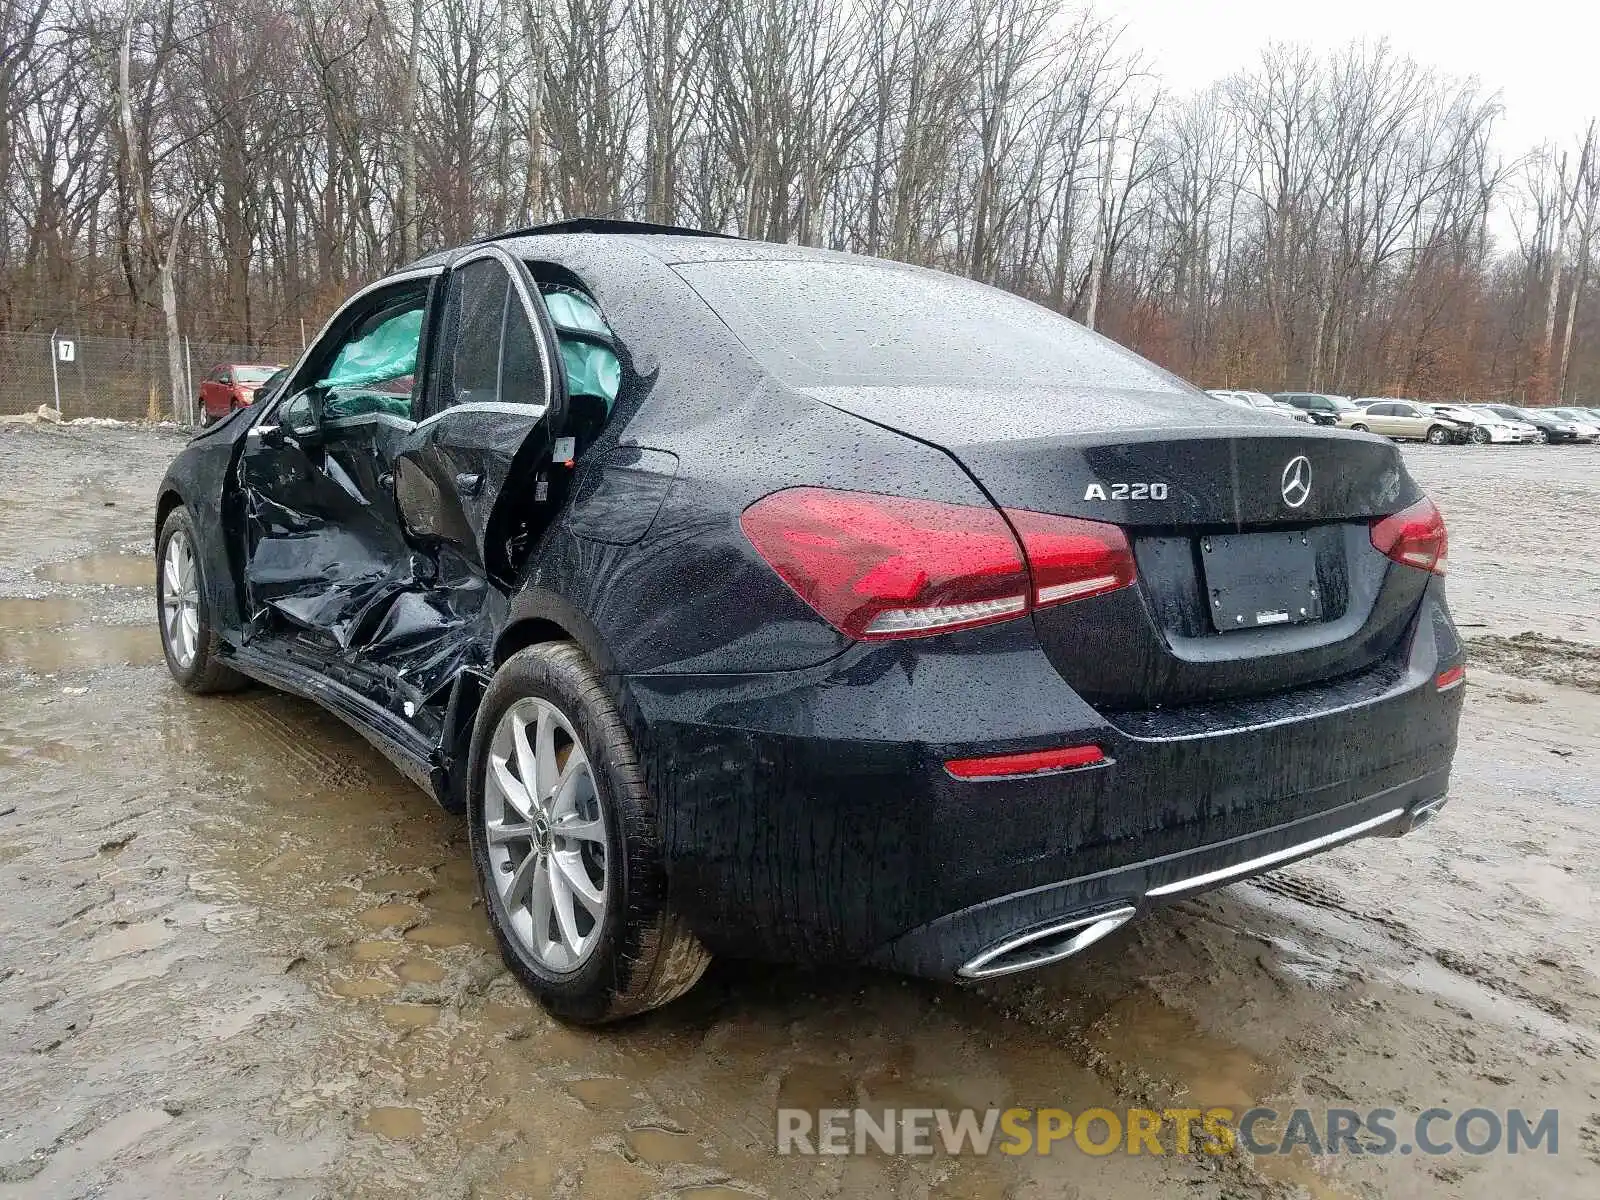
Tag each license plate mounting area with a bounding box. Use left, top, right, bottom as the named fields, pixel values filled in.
left=1201, top=530, right=1323, bottom=632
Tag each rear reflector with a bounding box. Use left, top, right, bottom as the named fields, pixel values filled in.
left=945, top=744, right=1106, bottom=779
left=1370, top=496, right=1448, bottom=574
left=1435, top=664, right=1465, bottom=692
left=740, top=487, right=1137, bottom=641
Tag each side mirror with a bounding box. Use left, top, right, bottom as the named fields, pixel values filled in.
left=280, top=390, right=323, bottom=444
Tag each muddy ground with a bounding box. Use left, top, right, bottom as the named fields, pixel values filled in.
left=0, top=426, right=1595, bottom=1200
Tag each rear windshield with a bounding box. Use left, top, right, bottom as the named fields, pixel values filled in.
left=235, top=365, right=280, bottom=383
left=674, top=258, right=1182, bottom=391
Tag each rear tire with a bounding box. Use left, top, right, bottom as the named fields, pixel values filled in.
left=1426, top=425, right=1451, bottom=445
left=468, top=642, right=711, bottom=1024
left=156, top=506, right=248, bottom=694
left=197, top=402, right=213, bottom=428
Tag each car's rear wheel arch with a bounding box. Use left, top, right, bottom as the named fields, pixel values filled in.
left=495, top=616, right=573, bottom=668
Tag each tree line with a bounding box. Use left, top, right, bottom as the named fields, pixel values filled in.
left=3, top=0, right=1598, bottom=415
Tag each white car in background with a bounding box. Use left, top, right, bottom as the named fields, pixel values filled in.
left=1428, top=404, right=1540, bottom=444
left=1205, top=389, right=1314, bottom=423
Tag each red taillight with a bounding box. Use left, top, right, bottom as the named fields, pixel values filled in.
left=945, top=744, right=1106, bottom=779
left=1370, top=497, right=1447, bottom=575
left=1435, top=664, right=1465, bottom=692
left=739, top=487, right=1137, bottom=641
left=739, top=488, right=1030, bottom=640
left=1004, top=508, right=1137, bottom=607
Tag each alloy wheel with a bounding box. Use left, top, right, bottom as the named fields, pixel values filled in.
left=483, top=697, right=609, bottom=972
left=161, top=529, right=200, bottom=669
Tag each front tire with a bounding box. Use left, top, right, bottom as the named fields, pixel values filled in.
left=1350, top=422, right=1369, bottom=432
left=1426, top=425, right=1451, bottom=445
left=468, top=642, right=710, bottom=1024
left=1471, top=426, right=1491, bottom=444
left=156, top=506, right=247, bottom=693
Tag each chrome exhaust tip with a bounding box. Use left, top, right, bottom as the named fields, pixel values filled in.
left=958, top=905, right=1138, bottom=980
left=1381, top=795, right=1449, bottom=838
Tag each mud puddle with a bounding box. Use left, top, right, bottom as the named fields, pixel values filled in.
left=35, top=551, right=155, bottom=588
left=0, top=597, right=90, bottom=627
left=0, top=624, right=160, bottom=672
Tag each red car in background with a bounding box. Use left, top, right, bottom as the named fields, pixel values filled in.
left=197, top=363, right=284, bottom=425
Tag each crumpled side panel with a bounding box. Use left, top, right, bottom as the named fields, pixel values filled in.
left=240, top=430, right=498, bottom=722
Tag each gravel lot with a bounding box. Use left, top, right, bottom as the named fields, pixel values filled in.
left=0, top=426, right=1596, bottom=1199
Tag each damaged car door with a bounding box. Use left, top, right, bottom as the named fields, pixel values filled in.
left=236, top=275, right=434, bottom=661
left=392, top=248, right=563, bottom=594
left=237, top=248, right=564, bottom=728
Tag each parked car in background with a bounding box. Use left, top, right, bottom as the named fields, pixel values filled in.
left=152, top=219, right=1462, bottom=1022
left=1473, top=404, right=1595, bottom=444
left=1427, top=404, right=1539, bottom=444
left=1549, top=408, right=1600, bottom=440
left=198, top=363, right=285, bottom=426
left=1205, top=389, right=1313, bottom=423
left=1342, top=400, right=1469, bottom=444
left=1273, top=392, right=1357, bottom=426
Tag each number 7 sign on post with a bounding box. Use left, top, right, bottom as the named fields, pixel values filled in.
left=49, top=333, right=74, bottom=417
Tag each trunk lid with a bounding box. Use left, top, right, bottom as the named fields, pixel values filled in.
left=800, top=384, right=1428, bottom=709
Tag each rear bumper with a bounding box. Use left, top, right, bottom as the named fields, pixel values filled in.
left=625, top=583, right=1463, bottom=974
left=872, top=777, right=1447, bottom=980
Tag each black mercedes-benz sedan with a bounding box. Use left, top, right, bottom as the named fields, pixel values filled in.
left=153, top=219, right=1463, bottom=1023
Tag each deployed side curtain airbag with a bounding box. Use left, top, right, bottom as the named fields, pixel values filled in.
left=318, top=307, right=423, bottom=420
left=559, top=340, right=622, bottom=406
left=543, top=287, right=622, bottom=410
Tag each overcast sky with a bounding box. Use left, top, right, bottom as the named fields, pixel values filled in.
left=1106, top=0, right=1598, bottom=159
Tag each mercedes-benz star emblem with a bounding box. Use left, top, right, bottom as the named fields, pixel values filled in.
left=1281, top=456, right=1312, bottom=508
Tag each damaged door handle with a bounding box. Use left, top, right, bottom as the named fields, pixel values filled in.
left=454, top=472, right=483, bottom=497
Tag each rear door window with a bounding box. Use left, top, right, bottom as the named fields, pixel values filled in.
left=434, top=258, right=550, bottom=412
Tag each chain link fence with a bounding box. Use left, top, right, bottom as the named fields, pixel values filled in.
left=0, top=331, right=303, bottom=423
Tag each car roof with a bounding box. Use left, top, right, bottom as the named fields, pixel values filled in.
left=403, top=220, right=911, bottom=275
